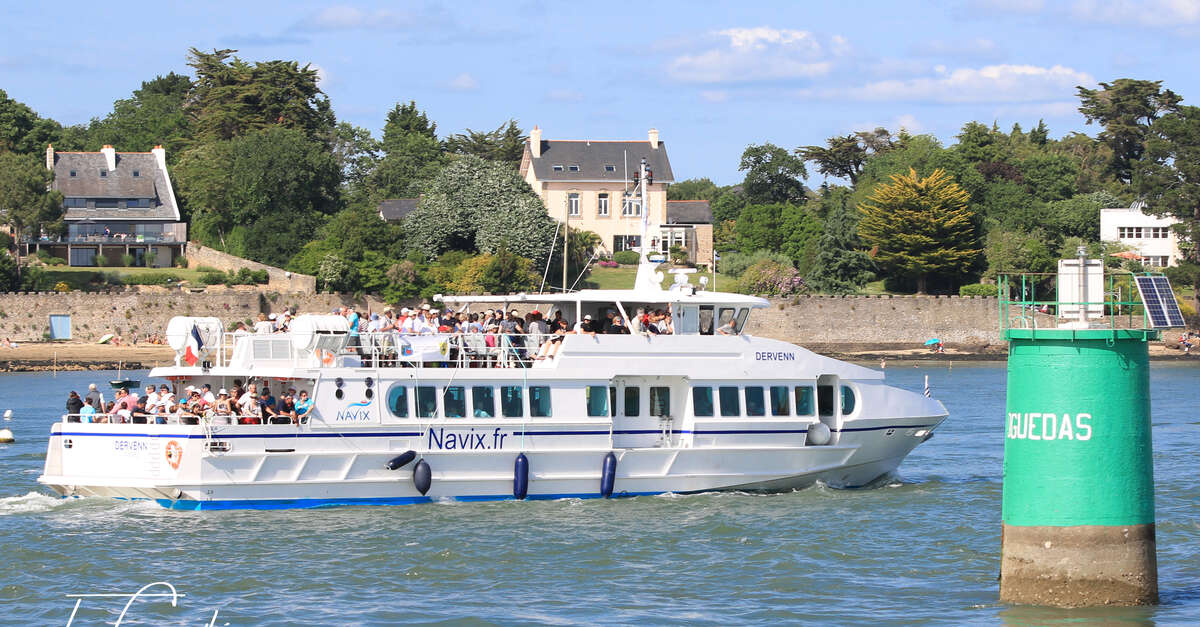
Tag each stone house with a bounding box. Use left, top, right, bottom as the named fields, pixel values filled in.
left=25, top=144, right=186, bottom=267
left=521, top=127, right=714, bottom=264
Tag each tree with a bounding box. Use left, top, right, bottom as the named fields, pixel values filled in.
left=405, top=155, right=557, bottom=267
left=0, top=89, right=63, bottom=155
left=858, top=168, right=981, bottom=294
left=444, top=119, right=526, bottom=163
left=480, top=247, right=538, bottom=294
left=710, top=187, right=746, bottom=223
left=330, top=122, right=380, bottom=203
left=733, top=202, right=821, bottom=271
left=738, top=143, right=807, bottom=204
left=983, top=228, right=1058, bottom=279
left=0, top=151, right=64, bottom=238
left=174, top=126, right=341, bottom=266
left=1048, top=191, right=1119, bottom=240
left=1134, top=104, right=1200, bottom=303
left=805, top=187, right=875, bottom=294
left=1077, top=79, right=1181, bottom=183
left=87, top=73, right=193, bottom=158
left=372, top=101, right=446, bottom=198
left=667, top=177, right=719, bottom=201
left=0, top=251, right=17, bottom=292
left=797, top=128, right=894, bottom=185
left=1018, top=153, right=1078, bottom=203
left=186, top=48, right=335, bottom=144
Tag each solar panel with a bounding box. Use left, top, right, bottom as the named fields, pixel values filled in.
left=1134, top=275, right=1186, bottom=328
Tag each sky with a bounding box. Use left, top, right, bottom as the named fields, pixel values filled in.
left=3, top=0, right=1200, bottom=185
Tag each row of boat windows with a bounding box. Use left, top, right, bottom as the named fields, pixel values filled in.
left=384, top=383, right=855, bottom=419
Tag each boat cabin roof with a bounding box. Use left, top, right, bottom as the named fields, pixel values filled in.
left=438, top=287, right=769, bottom=308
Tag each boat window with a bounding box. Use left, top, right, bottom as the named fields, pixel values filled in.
left=719, top=386, right=740, bottom=417
left=841, top=385, right=856, bottom=415
left=500, top=386, right=523, bottom=418
left=769, top=386, right=790, bottom=416
left=624, top=386, right=640, bottom=417
left=586, top=385, right=609, bottom=417
left=387, top=384, right=409, bottom=418
left=530, top=386, right=552, bottom=417
left=717, top=308, right=735, bottom=334
left=650, top=387, right=670, bottom=417
left=735, top=308, right=750, bottom=333
left=795, top=386, right=814, bottom=416
left=744, top=386, right=765, bottom=416
left=444, top=386, right=466, bottom=418
left=817, top=385, right=835, bottom=417
left=609, top=387, right=617, bottom=417
left=692, top=386, right=714, bottom=417
left=472, top=386, right=495, bottom=418
left=417, top=386, right=437, bottom=418
left=699, top=305, right=714, bottom=335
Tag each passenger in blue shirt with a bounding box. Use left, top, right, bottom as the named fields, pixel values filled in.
left=294, top=390, right=314, bottom=423
left=80, top=399, right=98, bottom=422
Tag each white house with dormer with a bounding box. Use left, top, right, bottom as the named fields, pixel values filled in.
left=1099, top=201, right=1184, bottom=267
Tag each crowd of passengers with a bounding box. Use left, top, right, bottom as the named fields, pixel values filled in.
left=65, top=381, right=313, bottom=426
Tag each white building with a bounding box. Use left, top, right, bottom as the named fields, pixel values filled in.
left=1099, top=201, right=1183, bottom=267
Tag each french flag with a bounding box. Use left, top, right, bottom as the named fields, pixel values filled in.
left=184, top=325, right=204, bottom=366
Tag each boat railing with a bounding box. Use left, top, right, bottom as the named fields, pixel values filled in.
left=215, top=331, right=592, bottom=369
left=61, top=412, right=303, bottom=426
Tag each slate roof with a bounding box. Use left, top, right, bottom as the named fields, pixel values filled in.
left=52, top=151, right=180, bottom=221
left=666, top=200, right=713, bottom=224
left=378, top=198, right=420, bottom=222
left=527, top=140, right=674, bottom=183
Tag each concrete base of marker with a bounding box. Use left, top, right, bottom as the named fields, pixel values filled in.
left=1000, top=523, right=1158, bottom=607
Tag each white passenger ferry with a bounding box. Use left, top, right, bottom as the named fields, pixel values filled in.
left=38, top=163, right=946, bottom=510
left=37, top=268, right=946, bottom=510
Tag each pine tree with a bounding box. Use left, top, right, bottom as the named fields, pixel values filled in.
left=806, top=187, right=874, bottom=294
left=858, top=168, right=981, bottom=294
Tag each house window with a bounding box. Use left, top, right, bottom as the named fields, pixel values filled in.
left=99, top=170, right=107, bottom=178
left=1145, top=255, right=1170, bottom=267
left=64, top=198, right=86, bottom=208
left=568, top=165, right=580, bottom=172
left=552, top=165, right=564, bottom=172
left=1118, top=227, right=1143, bottom=239
left=597, top=193, right=610, bottom=217
left=1148, top=227, right=1169, bottom=238
left=622, top=196, right=641, bottom=217
left=69, top=170, right=77, bottom=177
left=568, top=193, right=580, bottom=216
left=132, top=170, right=140, bottom=178
left=604, top=164, right=616, bottom=172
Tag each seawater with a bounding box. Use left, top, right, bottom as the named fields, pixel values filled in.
left=0, top=365, right=1197, bottom=625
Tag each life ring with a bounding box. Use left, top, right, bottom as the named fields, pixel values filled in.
left=315, top=349, right=335, bottom=366
left=164, top=440, right=183, bottom=470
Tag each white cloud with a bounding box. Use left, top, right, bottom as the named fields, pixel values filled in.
left=309, top=63, right=329, bottom=86
left=800, top=64, right=1094, bottom=104
left=667, top=27, right=839, bottom=83
left=700, top=90, right=729, bottom=103
left=447, top=72, right=478, bottom=91
left=968, top=0, right=1045, bottom=13
left=1071, top=0, right=1200, bottom=27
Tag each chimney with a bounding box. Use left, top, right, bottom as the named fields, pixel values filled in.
left=101, top=145, right=117, bottom=172
left=45, top=144, right=54, bottom=171
left=530, top=126, right=542, bottom=158
left=648, top=128, right=659, bottom=149
left=152, top=145, right=167, bottom=171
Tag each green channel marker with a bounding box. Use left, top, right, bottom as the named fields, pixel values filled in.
left=1000, top=328, right=1159, bottom=607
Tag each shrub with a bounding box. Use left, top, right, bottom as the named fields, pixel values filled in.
left=44, top=256, right=66, bottom=266
left=718, top=250, right=794, bottom=278
left=669, top=245, right=689, bottom=265
left=195, top=265, right=222, bottom=273
left=144, top=251, right=157, bottom=267
left=613, top=250, right=640, bottom=265
left=199, top=271, right=228, bottom=285
left=738, top=259, right=807, bottom=296
left=121, top=254, right=136, bottom=267
left=959, top=283, right=998, bottom=297
left=123, top=272, right=183, bottom=286
left=174, top=255, right=188, bottom=268
left=35, top=249, right=52, bottom=261
left=597, top=260, right=619, bottom=268
left=53, top=281, right=71, bottom=293
left=100, top=271, right=124, bottom=286
left=0, top=232, right=12, bottom=250
left=94, top=255, right=110, bottom=267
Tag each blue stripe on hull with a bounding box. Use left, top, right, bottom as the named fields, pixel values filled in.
left=156, top=491, right=663, bottom=510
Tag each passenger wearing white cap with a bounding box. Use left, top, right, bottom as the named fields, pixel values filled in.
left=212, top=389, right=233, bottom=424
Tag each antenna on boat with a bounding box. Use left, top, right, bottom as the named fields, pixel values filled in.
left=633, top=158, right=661, bottom=292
